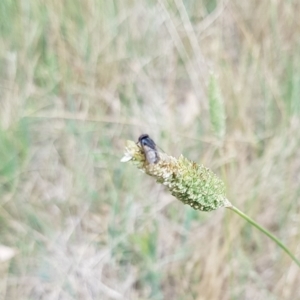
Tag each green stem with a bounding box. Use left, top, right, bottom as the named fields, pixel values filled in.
left=228, top=205, right=300, bottom=268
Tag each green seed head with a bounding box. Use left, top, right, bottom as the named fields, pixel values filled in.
left=121, top=140, right=231, bottom=211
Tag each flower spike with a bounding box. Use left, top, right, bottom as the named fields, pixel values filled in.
left=121, top=139, right=232, bottom=211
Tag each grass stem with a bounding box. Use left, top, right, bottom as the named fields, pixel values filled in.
left=228, top=205, right=300, bottom=268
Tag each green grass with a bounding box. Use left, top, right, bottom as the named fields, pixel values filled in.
left=1, top=0, right=300, bottom=299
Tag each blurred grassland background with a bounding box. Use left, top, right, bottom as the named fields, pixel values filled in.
left=1, top=0, right=300, bottom=299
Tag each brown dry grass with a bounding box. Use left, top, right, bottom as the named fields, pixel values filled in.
left=1, top=0, right=300, bottom=299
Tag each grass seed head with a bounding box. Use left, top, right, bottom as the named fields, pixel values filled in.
left=121, top=140, right=231, bottom=211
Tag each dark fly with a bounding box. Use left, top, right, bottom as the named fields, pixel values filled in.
left=138, top=134, right=160, bottom=164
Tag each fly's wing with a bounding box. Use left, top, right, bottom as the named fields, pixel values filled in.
left=143, top=145, right=159, bottom=164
